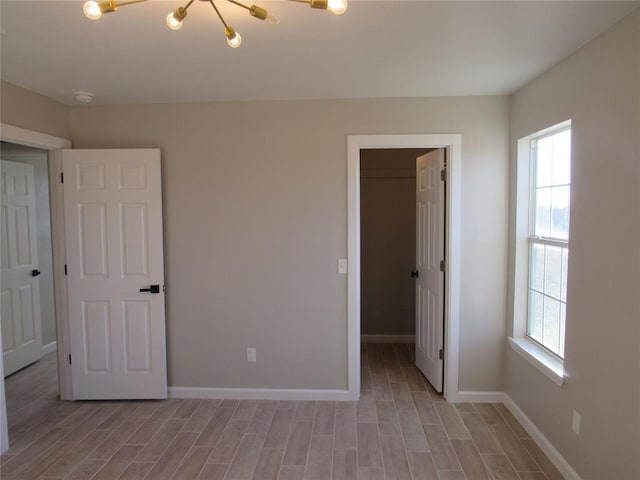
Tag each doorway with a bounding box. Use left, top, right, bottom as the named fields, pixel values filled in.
left=346, top=134, right=462, bottom=402
left=1, top=142, right=57, bottom=371
left=0, top=124, right=71, bottom=453
left=359, top=148, right=431, bottom=344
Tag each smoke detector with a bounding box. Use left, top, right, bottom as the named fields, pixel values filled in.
left=73, top=91, right=94, bottom=103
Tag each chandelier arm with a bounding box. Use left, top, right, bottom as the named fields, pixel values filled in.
left=182, top=0, right=197, bottom=12
left=288, top=0, right=329, bottom=9
left=208, top=0, right=231, bottom=30
left=115, top=0, right=147, bottom=6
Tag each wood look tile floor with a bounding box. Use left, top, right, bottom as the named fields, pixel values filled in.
left=0, top=344, right=564, bottom=480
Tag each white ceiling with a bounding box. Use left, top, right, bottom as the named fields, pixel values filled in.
left=1, top=1, right=637, bottom=105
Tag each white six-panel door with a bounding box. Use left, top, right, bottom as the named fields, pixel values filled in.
left=1, top=160, right=43, bottom=377
left=62, top=149, right=166, bottom=399
left=415, top=150, right=445, bottom=392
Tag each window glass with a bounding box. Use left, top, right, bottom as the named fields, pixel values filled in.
left=526, top=125, right=571, bottom=358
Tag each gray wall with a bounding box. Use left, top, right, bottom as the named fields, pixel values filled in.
left=1, top=81, right=70, bottom=139
left=360, top=148, right=428, bottom=336
left=65, top=96, right=509, bottom=392
left=506, top=9, right=639, bottom=480
left=0, top=147, right=57, bottom=347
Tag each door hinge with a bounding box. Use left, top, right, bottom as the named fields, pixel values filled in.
left=64, top=264, right=68, bottom=276
left=440, top=168, right=447, bottom=181
left=439, top=260, right=446, bottom=272
left=60, top=172, right=64, bottom=183
left=439, top=349, right=444, bottom=360
left=68, top=354, right=72, bottom=365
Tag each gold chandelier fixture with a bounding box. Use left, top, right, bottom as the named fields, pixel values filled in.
left=82, top=0, right=348, bottom=48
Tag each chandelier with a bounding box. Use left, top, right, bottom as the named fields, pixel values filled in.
left=82, top=0, right=348, bottom=48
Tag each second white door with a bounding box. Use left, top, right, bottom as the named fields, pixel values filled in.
left=63, top=149, right=167, bottom=399
left=1, top=160, right=43, bottom=376
left=415, top=149, right=445, bottom=392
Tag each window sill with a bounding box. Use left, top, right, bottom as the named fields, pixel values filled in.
left=508, top=337, right=566, bottom=387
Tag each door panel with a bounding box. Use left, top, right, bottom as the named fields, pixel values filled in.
left=120, top=204, right=149, bottom=276
left=1, top=160, right=43, bottom=376
left=79, top=203, right=108, bottom=277
left=415, top=150, right=445, bottom=392
left=63, top=149, right=166, bottom=399
left=123, top=301, right=151, bottom=372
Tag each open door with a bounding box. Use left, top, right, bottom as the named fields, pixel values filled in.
left=414, top=149, right=445, bottom=392
left=62, top=149, right=167, bottom=399
left=1, top=160, right=43, bottom=376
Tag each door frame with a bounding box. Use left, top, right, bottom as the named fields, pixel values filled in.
left=347, top=134, right=461, bottom=401
left=0, top=123, right=73, bottom=450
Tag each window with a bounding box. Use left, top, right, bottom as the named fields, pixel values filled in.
left=527, top=127, right=571, bottom=358
left=510, top=120, right=571, bottom=385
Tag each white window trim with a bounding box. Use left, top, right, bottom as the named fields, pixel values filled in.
left=508, top=337, right=565, bottom=387
left=511, top=120, right=571, bottom=387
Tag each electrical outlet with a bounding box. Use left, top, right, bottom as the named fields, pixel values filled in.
left=572, top=410, right=581, bottom=435
left=338, top=259, right=347, bottom=274
left=247, top=348, right=256, bottom=363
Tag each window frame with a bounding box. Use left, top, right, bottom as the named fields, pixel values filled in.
left=509, top=120, right=571, bottom=387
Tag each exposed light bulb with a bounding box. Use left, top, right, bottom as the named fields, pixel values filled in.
left=227, top=31, right=242, bottom=48
left=83, top=1, right=103, bottom=20
left=327, top=0, right=347, bottom=15
left=266, top=12, right=280, bottom=24
left=249, top=5, right=280, bottom=25
left=166, top=12, right=183, bottom=30
left=166, top=7, right=187, bottom=30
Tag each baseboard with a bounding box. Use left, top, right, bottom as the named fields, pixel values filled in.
left=361, top=335, right=415, bottom=343
left=452, top=391, right=506, bottom=403
left=41, top=341, right=57, bottom=355
left=168, top=387, right=350, bottom=401
left=503, top=394, right=583, bottom=480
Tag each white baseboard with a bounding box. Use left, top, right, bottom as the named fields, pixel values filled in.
left=41, top=341, right=57, bottom=355
left=452, top=391, right=506, bottom=403
left=361, top=335, right=415, bottom=343
left=503, top=394, right=583, bottom=480
left=168, top=387, right=350, bottom=401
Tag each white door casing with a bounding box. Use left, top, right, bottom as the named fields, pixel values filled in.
left=63, top=149, right=167, bottom=399
left=414, top=150, right=445, bottom=392
left=1, top=160, right=43, bottom=376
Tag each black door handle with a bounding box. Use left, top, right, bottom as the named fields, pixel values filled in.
left=32, top=269, right=41, bottom=277
left=140, top=284, right=160, bottom=294
left=411, top=270, right=419, bottom=278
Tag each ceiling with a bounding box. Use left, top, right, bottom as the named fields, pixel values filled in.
left=1, top=1, right=637, bottom=105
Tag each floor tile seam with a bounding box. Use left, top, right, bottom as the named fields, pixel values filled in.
left=157, top=430, right=201, bottom=477
left=276, top=407, right=298, bottom=458
left=352, top=401, right=360, bottom=480
left=472, top=414, right=508, bottom=458
left=329, top=403, right=336, bottom=478
left=507, top=426, right=548, bottom=473
left=372, top=401, right=389, bottom=479
left=208, top=415, right=252, bottom=461
left=239, top=428, right=268, bottom=480
left=268, top=446, right=287, bottom=480
left=518, top=439, right=558, bottom=478
left=436, top=402, right=473, bottom=442
left=393, top=397, right=418, bottom=480
left=470, top=441, right=507, bottom=479
left=487, top=423, right=544, bottom=474
left=2, top=439, right=73, bottom=480
left=479, top=451, right=546, bottom=480
left=179, top=452, right=214, bottom=480
left=0, top=429, right=67, bottom=477
left=9, top=412, right=72, bottom=450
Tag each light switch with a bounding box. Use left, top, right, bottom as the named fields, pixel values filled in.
left=247, top=348, right=256, bottom=363
left=338, top=259, right=348, bottom=274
